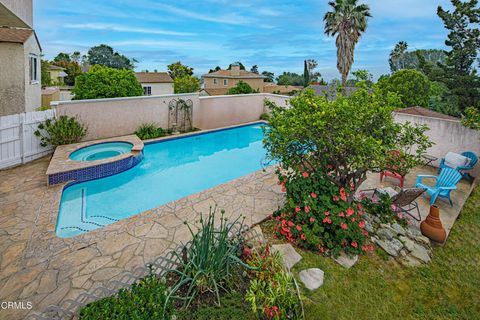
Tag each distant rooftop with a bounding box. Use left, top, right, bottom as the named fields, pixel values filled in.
left=49, top=65, right=65, bottom=71
left=135, top=72, right=173, bottom=83
left=395, top=106, right=459, bottom=121
left=203, top=69, right=265, bottom=79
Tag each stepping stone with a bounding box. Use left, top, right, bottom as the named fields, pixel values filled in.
left=271, top=244, right=302, bottom=270
left=333, top=253, right=359, bottom=269
left=299, top=268, right=324, bottom=290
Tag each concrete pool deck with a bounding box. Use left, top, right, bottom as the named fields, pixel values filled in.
left=0, top=156, right=283, bottom=319
left=0, top=157, right=474, bottom=319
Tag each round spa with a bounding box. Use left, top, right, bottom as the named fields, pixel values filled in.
left=69, top=142, right=133, bottom=161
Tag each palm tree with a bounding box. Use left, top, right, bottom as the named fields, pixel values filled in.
left=324, top=0, right=371, bottom=88
left=389, top=41, right=409, bottom=72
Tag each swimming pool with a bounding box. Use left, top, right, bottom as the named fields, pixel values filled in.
left=69, top=142, right=133, bottom=161
left=56, top=123, right=270, bottom=238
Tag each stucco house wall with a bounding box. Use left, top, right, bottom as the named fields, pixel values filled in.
left=23, top=33, right=41, bottom=112
left=203, top=77, right=264, bottom=93
left=0, top=42, right=25, bottom=115
left=141, top=82, right=174, bottom=95
left=0, top=0, right=33, bottom=27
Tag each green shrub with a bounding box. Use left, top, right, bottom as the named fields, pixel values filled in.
left=79, top=274, right=174, bottom=320
left=377, top=69, right=431, bottom=108
left=165, top=208, right=251, bottom=308
left=244, top=245, right=302, bottom=320
left=227, top=81, right=258, bottom=95
left=135, top=123, right=166, bottom=140
left=34, top=115, right=87, bottom=147
left=72, top=65, right=143, bottom=100
left=259, top=113, right=270, bottom=121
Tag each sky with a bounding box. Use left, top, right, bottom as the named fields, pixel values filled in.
left=34, top=0, right=453, bottom=81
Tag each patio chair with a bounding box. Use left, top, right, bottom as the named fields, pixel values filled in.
left=438, top=151, right=478, bottom=179
left=360, top=187, right=426, bottom=221
left=416, top=168, right=462, bottom=207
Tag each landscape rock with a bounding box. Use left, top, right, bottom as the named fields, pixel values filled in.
left=271, top=244, right=302, bottom=270
left=415, top=235, right=432, bottom=247
left=400, top=255, right=422, bottom=267
left=365, top=221, right=374, bottom=233
left=333, top=254, right=359, bottom=269
left=406, top=226, right=422, bottom=238
left=374, top=238, right=403, bottom=257
left=299, top=268, right=324, bottom=290
left=410, top=243, right=431, bottom=263
left=399, top=236, right=415, bottom=252
left=391, top=223, right=406, bottom=236
left=377, top=227, right=395, bottom=240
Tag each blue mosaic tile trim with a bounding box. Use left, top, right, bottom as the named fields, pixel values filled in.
left=48, top=151, right=143, bottom=185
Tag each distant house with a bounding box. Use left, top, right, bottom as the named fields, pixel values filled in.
left=48, top=65, right=67, bottom=85
left=263, top=83, right=303, bottom=95
left=202, top=64, right=265, bottom=96
left=0, top=0, right=41, bottom=116
left=135, top=72, right=174, bottom=96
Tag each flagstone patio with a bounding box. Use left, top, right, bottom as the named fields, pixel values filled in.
left=0, top=157, right=474, bottom=319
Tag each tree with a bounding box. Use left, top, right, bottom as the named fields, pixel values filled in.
left=303, top=60, right=310, bottom=87
left=209, top=66, right=221, bottom=73
left=227, top=62, right=246, bottom=70
left=350, top=69, right=373, bottom=87
left=262, top=71, right=275, bottom=83
left=52, top=60, right=82, bottom=86
left=276, top=72, right=304, bottom=86
left=72, top=65, right=143, bottom=100
left=167, top=61, right=194, bottom=79
left=378, top=69, right=431, bottom=108
left=174, top=75, right=200, bottom=93
left=389, top=41, right=409, bottom=72
left=250, top=65, right=259, bottom=74
left=87, top=45, right=135, bottom=70
left=71, top=51, right=81, bottom=63
left=226, top=81, right=256, bottom=95
left=53, top=52, right=71, bottom=63
left=41, top=60, right=52, bottom=87
left=436, top=0, right=480, bottom=112
left=324, top=0, right=371, bottom=88
left=389, top=43, right=447, bottom=73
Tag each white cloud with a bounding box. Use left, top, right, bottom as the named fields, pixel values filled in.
left=64, top=23, right=195, bottom=36
left=364, top=0, right=452, bottom=19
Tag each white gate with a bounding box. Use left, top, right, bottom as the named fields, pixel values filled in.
left=0, top=110, right=55, bottom=169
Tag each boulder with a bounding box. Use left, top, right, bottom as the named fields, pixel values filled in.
left=333, top=254, right=359, bottom=269
left=299, top=268, right=324, bottom=290
left=271, top=244, right=302, bottom=270
left=399, top=235, right=415, bottom=252
left=377, top=227, right=395, bottom=240
left=391, top=223, right=406, bottom=236
left=410, top=243, right=431, bottom=263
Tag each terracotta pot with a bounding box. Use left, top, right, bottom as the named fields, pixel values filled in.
left=420, top=205, right=446, bottom=243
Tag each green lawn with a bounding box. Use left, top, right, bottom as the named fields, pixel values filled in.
left=287, top=185, right=480, bottom=320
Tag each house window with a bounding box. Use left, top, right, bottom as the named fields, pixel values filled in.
left=223, top=79, right=228, bottom=86
left=29, top=54, right=38, bottom=83
left=143, top=86, right=152, bottom=95
left=213, top=78, right=218, bottom=85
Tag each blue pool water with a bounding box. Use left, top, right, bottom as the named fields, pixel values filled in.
left=70, top=142, right=133, bottom=161
left=57, top=123, right=270, bottom=238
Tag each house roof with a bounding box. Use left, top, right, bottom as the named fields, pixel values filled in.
left=203, top=69, right=265, bottom=79
left=49, top=65, right=65, bottom=71
left=395, top=106, right=459, bottom=121
left=0, top=27, right=32, bottom=43
left=135, top=72, right=173, bottom=83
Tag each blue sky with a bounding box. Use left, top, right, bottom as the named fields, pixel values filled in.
left=35, top=0, right=453, bottom=80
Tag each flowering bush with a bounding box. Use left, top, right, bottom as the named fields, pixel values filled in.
left=273, top=168, right=373, bottom=257
left=244, top=245, right=301, bottom=320
left=359, top=192, right=409, bottom=227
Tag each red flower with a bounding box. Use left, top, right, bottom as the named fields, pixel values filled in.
left=287, top=221, right=294, bottom=227
left=341, top=223, right=348, bottom=230
left=346, top=207, right=354, bottom=217
left=332, top=195, right=339, bottom=201
left=295, top=206, right=301, bottom=213
left=338, top=212, right=344, bottom=218
left=296, top=225, right=302, bottom=231
left=357, top=203, right=363, bottom=210
left=302, top=172, right=309, bottom=178
left=305, top=206, right=310, bottom=213
left=323, top=217, right=332, bottom=224
left=281, top=187, right=286, bottom=193
left=362, top=230, right=369, bottom=236
left=351, top=241, right=358, bottom=248
left=300, top=234, right=306, bottom=240
left=351, top=217, right=356, bottom=222
left=358, top=221, right=365, bottom=229
left=327, top=164, right=333, bottom=169
left=339, top=188, right=347, bottom=201
left=310, top=192, right=317, bottom=198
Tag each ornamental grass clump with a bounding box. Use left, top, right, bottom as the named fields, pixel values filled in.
left=165, top=208, right=252, bottom=309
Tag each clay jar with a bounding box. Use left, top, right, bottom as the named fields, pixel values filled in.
left=420, top=205, right=446, bottom=243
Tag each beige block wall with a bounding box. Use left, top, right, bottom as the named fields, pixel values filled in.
left=0, top=42, right=25, bottom=116
left=54, top=93, right=199, bottom=141
left=24, top=34, right=41, bottom=112
left=394, top=113, right=480, bottom=177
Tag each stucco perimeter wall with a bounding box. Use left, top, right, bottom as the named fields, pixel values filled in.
left=54, top=93, right=199, bottom=141
left=195, top=93, right=290, bottom=129
left=394, top=112, right=480, bottom=177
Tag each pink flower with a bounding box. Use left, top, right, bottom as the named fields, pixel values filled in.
left=341, top=223, right=348, bottom=230
left=358, top=221, right=365, bottom=229
left=325, top=211, right=330, bottom=216
left=362, top=230, right=369, bottom=236
left=323, top=217, right=332, bottom=224
left=319, top=246, right=325, bottom=253
left=346, top=207, right=354, bottom=217
left=397, top=213, right=404, bottom=219
left=287, top=221, right=294, bottom=227
left=351, top=241, right=358, bottom=248
left=311, top=192, right=317, bottom=199
left=300, top=234, right=306, bottom=240
left=302, top=172, right=309, bottom=178
left=295, top=207, right=301, bottom=213
left=310, top=217, right=315, bottom=223
left=338, top=212, right=344, bottom=218
left=281, top=188, right=286, bottom=193
left=327, top=164, right=333, bottom=169
left=339, top=188, right=347, bottom=201
left=296, top=225, right=302, bottom=231
left=351, top=217, right=356, bottom=222
left=333, top=195, right=339, bottom=201
left=305, top=206, right=310, bottom=213
left=357, top=203, right=363, bottom=210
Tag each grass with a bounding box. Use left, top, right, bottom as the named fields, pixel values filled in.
left=284, top=185, right=480, bottom=320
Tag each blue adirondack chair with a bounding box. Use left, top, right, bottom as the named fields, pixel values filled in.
left=438, top=151, right=478, bottom=179
left=416, top=168, right=462, bottom=207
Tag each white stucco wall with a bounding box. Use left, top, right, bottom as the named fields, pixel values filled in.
left=0, top=0, right=33, bottom=27
left=0, top=42, right=25, bottom=116
left=394, top=112, right=480, bottom=177
left=141, top=83, right=174, bottom=95
left=23, top=34, right=41, bottom=112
